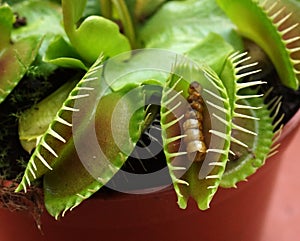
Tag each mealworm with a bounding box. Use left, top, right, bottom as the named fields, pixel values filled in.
left=183, top=81, right=207, bottom=162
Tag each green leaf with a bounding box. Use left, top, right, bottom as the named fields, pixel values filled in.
left=72, top=15, right=131, bottom=63
left=102, top=49, right=171, bottom=92
left=111, top=0, right=137, bottom=48
left=186, top=32, right=234, bottom=75
left=10, top=0, right=67, bottom=80
left=0, top=3, right=14, bottom=50
left=44, top=36, right=88, bottom=70
left=216, top=0, right=300, bottom=89
left=0, top=36, right=42, bottom=104
left=62, top=0, right=87, bottom=34
left=62, top=0, right=131, bottom=64
left=138, top=0, right=243, bottom=53
left=11, top=0, right=65, bottom=47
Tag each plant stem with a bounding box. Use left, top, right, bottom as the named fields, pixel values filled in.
left=99, top=0, right=112, bottom=19
left=111, top=0, right=137, bottom=49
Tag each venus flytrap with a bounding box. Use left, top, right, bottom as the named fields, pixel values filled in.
left=220, top=94, right=281, bottom=187
left=160, top=64, right=232, bottom=210
left=2, top=0, right=299, bottom=219
left=16, top=56, right=148, bottom=218
left=18, top=79, right=78, bottom=154
left=43, top=85, right=146, bottom=218
left=218, top=52, right=281, bottom=187
left=159, top=49, right=278, bottom=209
left=0, top=0, right=74, bottom=105
left=15, top=56, right=105, bottom=192
left=216, top=0, right=300, bottom=89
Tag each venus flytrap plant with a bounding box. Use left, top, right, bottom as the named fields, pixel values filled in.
left=43, top=85, right=145, bottom=218
left=216, top=0, right=300, bottom=89
left=159, top=48, right=279, bottom=209
left=0, top=0, right=298, bottom=220
left=16, top=55, right=149, bottom=218
left=221, top=94, right=282, bottom=187
left=214, top=0, right=300, bottom=185
left=218, top=52, right=281, bottom=187
left=15, top=57, right=107, bottom=193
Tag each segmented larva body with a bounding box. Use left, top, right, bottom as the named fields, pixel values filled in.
left=183, top=81, right=207, bottom=162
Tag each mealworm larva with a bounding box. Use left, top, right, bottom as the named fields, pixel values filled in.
left=183, top=81, right=207, bottom=162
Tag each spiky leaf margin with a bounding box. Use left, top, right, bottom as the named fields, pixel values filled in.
left=16, top=56, right=105, bottom=193
left=221, top=94, right=280, bottom=187
left=161, top=64, right=232, bottom=210
left=216, top=0, right=300, bottom=89
left=44, top=85, right=146, bottom=219
left=17, top=54, right=146, bottom=218
left=219, top=51, right=279, bottom=187
left=19, top=80, right=78, bottom=153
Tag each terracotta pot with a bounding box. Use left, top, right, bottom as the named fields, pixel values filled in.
left=1, top=109, right=300, bottom=241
